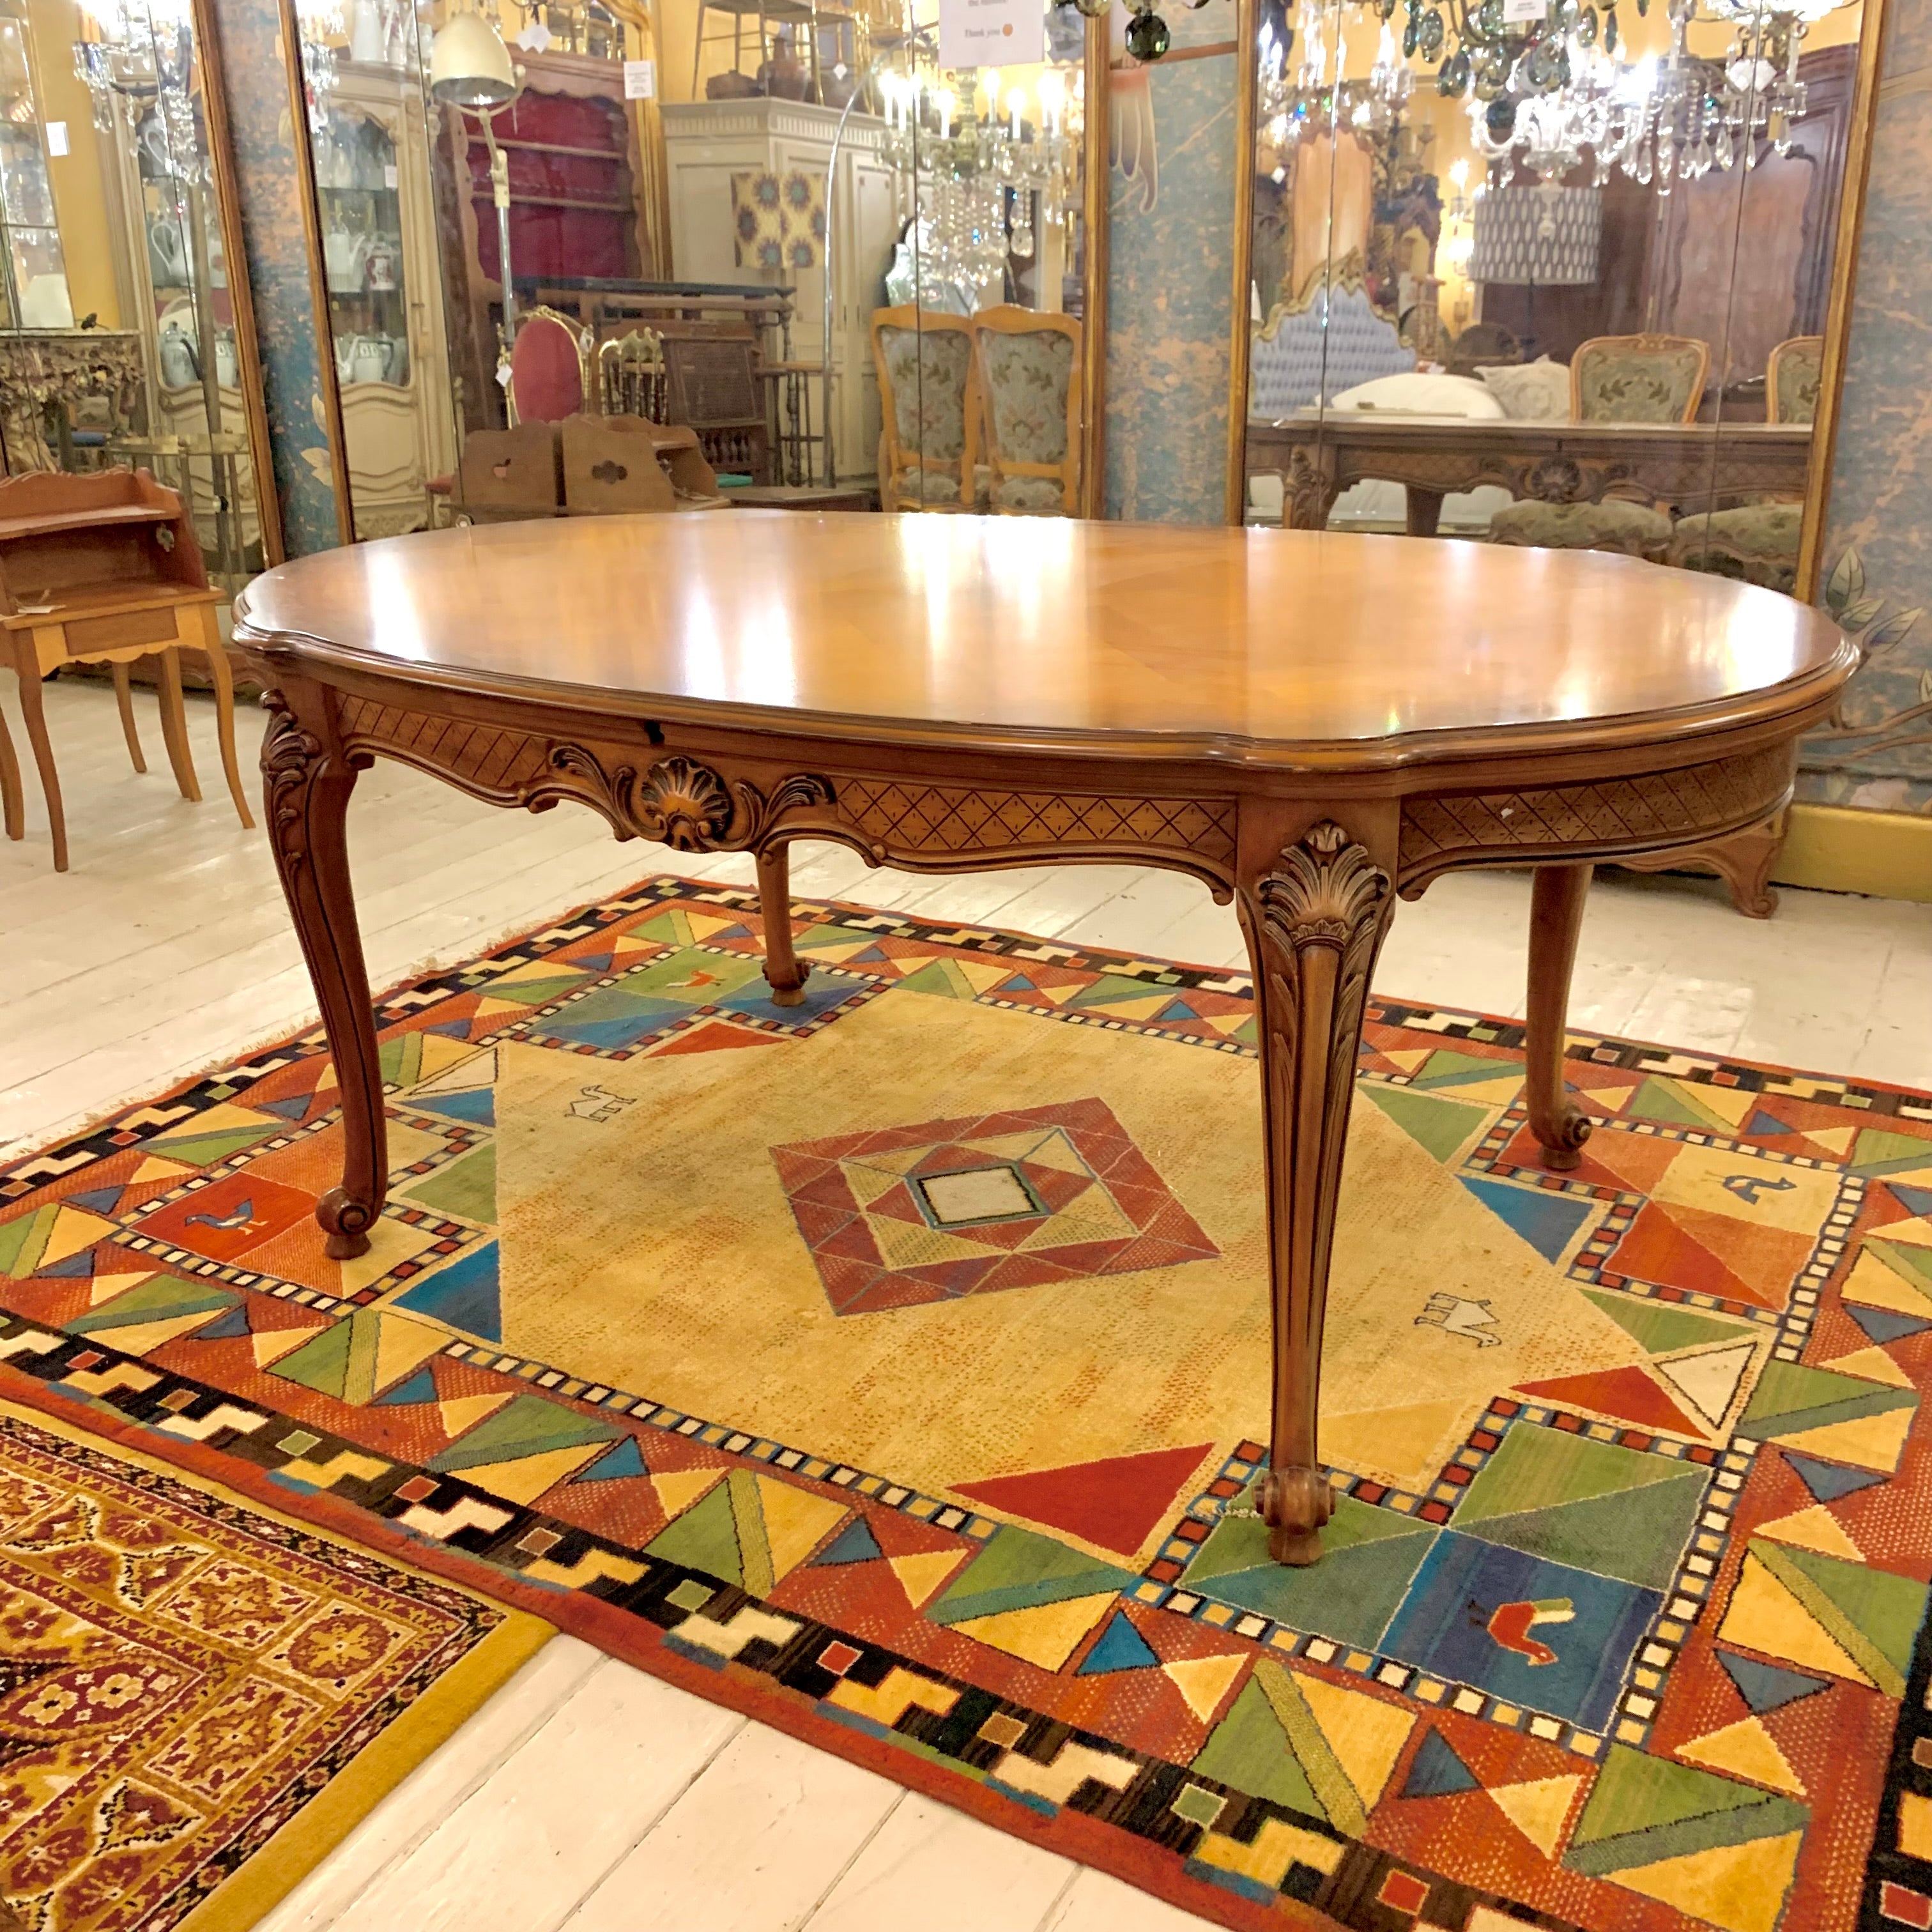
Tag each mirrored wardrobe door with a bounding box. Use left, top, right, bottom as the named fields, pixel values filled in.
left=1235, top=0, right=1871, bottom=585
left=1, top=0, right=276, bottom=589
left=882, top=1, right=1091, bottom=520
left=1243, top=0, right=1361, bottom=531
left=304, top=25, right=461, bottom=540
left=1692, top=0, right=1863, bottom=601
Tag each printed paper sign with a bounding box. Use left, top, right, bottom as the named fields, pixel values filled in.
left=1502, top=0, right=1547, bottom=21
left=938, top=0, right=1044, bottom=71
left=624, top=58, right=657, bottom=100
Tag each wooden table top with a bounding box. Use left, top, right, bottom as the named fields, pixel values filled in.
left=234, top=514, right=1853, bottom=771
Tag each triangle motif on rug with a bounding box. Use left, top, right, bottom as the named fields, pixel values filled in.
left=1514, top=1365, right=1703, bottom=1437
left=951, top=1443, right=1214, bottom=1558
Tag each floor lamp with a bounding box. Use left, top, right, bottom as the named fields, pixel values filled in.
left=430, top=12, right=523, bottom=343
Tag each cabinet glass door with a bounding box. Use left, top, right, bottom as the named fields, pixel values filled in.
left=317, top=103, right=411, bottom=397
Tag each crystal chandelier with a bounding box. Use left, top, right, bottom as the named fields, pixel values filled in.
left=73, top=0, right=344, bottom=143
left=1292, top=0, right=1832, bottom=195
left=1260, top=4, right=1413, bottom=138
left=876, top=64, right=1081, bottom=298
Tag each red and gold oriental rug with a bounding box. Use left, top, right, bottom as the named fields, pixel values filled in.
left=3, top=873, right=1929, bottom=1932
left=0, top=1397, right=546, bottom=1932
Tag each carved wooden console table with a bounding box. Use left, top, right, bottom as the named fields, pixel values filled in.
left=1245, top=413, right=1813, bottom=537
left=233, top=514, right=1853, bottom=1567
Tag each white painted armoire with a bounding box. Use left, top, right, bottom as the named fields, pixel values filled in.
left=660, top=97, right=898, bottom=486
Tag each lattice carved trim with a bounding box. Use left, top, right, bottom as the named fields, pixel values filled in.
left=1399, top=745, right=1793, bottom=884
left=334, top=700, right=833, bottom=851
left=838, top=779, right=1238, bottom=869
left=337, top=699, right=555, bottom=801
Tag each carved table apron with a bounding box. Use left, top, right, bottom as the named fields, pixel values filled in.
left=233, top=514, right=1854, bottom=1565
left=1245, top=416, right=1814, bottom=535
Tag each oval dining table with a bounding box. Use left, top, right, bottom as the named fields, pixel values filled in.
left=233, top=512, right=1856, bottom=1567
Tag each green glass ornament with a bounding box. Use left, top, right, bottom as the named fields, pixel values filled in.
left=1420, top=9, right=1444, bottom=54
left=1603, top=4, right=1618, bottom=48
left=1485, top=94, right=1517, bottom=139
left=1125, top=7, right=1170, bottom=59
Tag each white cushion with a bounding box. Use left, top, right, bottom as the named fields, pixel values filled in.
left=1477, top=358, right=1574, bottom=421
left=1328, top=372, right=1505, bottom=418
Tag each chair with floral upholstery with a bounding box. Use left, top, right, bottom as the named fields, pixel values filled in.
left=1487, top=332, right=1708, bottom=560
left=971, top=307, right=1082, bottom=516
left=1570, top=334, right=1710, bottom=425
left=1666, top=335, right=1822, bottom=594
left=1767, top=334, right=1823, bottom=425
left=871, top=306, right=979, bottom=511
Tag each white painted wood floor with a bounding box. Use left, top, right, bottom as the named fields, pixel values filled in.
left=4, top=677, right=1931, bottom=1932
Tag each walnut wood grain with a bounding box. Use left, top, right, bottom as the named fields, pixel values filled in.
left=1240, top=811, right=1397, bottom=1564
left=1614, top=813, right=1786, bottom=918
left=234, top=514, right=1849, bottom=767
left=1526, top=865, right=1595, bottom=1172
left=233, top=515, right=1857, bottom=1567
left=1396, top=743, right=1796, bottom=890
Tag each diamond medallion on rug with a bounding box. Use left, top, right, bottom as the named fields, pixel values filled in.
left=3, top=873, right=1931, bottom=1932
left=771, top=1098, right=1220, bottom=1313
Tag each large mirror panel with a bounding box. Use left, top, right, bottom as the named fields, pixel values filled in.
left=0, top=0, right=276, bottom=590
left=289, top=0, right=1091, bottom=527
left=1239, top=0, right=1864, bottom=610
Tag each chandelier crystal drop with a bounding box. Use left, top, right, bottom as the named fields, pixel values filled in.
left=73, top=0, right=344, bottom=142
left=1288, top=0, right=1830, bottom=197
left=875, top=63, right=1082, bottom=300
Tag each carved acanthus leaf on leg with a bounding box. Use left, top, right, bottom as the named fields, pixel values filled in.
left=1245, top=820, right=1395, bottom=1565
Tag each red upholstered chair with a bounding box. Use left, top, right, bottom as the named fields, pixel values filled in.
left=507, top=306, right=589, bottom=425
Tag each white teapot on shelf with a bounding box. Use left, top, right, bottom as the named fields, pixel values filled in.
left=157, top=319, right=199, bottom=388
left=349, top=334, right=398, bottom=386
left=323, top=227, right=369, bottom=294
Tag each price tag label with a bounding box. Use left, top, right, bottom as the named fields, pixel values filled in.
left=938, top=0, right=1044, bottom=71
left=624, top=57, right=656, bottom=99
left=383, top=164, right=398, bottom=188
left=1503, top=0, right=1547, bottom=22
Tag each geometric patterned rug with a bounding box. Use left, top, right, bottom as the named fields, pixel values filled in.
left=2, top=871, right=1929, bottom=1932
left=0, top=1394, right=546, bottom=1932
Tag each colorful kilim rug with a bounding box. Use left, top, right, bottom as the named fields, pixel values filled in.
left=0, top=1396, right=547, bottom=1932
left=3, top=873, right=1929, bottom=1932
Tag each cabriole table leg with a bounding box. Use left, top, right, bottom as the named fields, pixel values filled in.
left=756, top=842, right=809, bottom=1007
left=1525, top=862, right=1594, bottom=1171
left=261, top=685, right=388, bottom=1261
left=1238, top=813, right=1398, bottom=1566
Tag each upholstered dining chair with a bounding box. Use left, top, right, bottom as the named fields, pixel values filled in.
left=870, top=305, right=980, bottom=511
left=1570, top=334, right=1709, bottom=425
left=1666, top=335, right=1823, bottom=594
left=1767, top=334, right=1825, bottom=425
left=1489, top=332, right=1709, bottom=560
left=970, top=307, right=1082, bottom=515
left=506, top=307, right=592, bottom=426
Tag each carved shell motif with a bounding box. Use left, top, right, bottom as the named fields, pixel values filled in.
left=540, top=747, right=834, bottom=852
left=636, top=756, right=736, bottom=852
